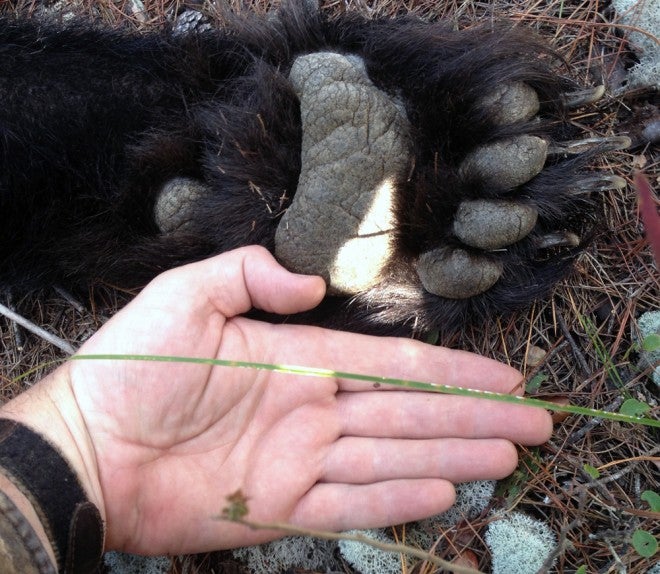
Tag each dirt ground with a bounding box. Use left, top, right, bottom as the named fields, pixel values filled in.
left=0, top=1, right=658, bottom=573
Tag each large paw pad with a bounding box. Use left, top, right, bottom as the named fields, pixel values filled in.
left=274, top=51, right=410, bottom=294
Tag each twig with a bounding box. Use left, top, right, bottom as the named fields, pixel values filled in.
left=557, top=313, right=591, bottom=376
left=53, top=286, right=85, bottom=313
left=4, top=291, right=25, bottom=351
left=215, top=514, right=484, bottom=574
left=565, top=396, right=625, bottom=444
left=0, top=302, right=76, bottom=355
left=537, top=491, right=587, bottom=573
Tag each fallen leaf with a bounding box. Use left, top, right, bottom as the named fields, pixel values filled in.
left=633, top=154, right=648, bottom=169
left=634, top=171, right=660, bottom=264
left=451, top=549, right=479, bottom=572
left=527, top=345, right=547, bottom=367
left=541, top=396, right=572, bottom=423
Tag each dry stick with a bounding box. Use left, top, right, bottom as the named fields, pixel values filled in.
left=5, top=291, right=25, bottom=350
left=0, top=302, right=76, bottom=355
left=216, top=515, right=485, bottom=574
left=53, top=286, right=86, bottom=313
left=565, top=396, right=625, bottom=445
left=538, top=491, right=588, bottom=574
left=557, top=313, right=591, bottom=376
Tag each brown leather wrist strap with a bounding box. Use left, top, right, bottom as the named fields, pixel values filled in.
left=0, top=419, right=104, bottom=574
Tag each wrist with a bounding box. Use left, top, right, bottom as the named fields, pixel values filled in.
left=0, top=365, right=105, bottom=519
left=0, top=365, right=106, bottom=571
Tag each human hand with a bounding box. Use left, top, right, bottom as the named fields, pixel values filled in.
left=1, top=246, right=552, bottom=556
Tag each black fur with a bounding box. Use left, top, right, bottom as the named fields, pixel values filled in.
left=0, top=5, right=595, bottom=337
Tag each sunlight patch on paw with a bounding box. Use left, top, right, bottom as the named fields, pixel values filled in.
left=275, top=51, right=410, bottom=295
left=328, top=176, right=396, bottom=294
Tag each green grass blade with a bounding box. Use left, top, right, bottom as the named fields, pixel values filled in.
left=69, top=354, right=660, bottom=428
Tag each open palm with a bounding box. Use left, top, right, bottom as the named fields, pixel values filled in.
left=52, top=247, right=552, bottom=555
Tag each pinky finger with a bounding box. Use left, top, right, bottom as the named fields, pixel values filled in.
left=291, top=479, right=456, bottom=533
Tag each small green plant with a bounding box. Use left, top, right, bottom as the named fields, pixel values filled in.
left=583, top=464, right=600, bottom=479
left=638, top=311, right=660, bottom=386
left=643, top=333, right=660, bottom=352
left=641, top=490, right=660, bottom=512
left=525, top=372, right=548, bottom=394
left=631, top=529, right=658, bottom=558
left=619, top=398, right=651, bottom=417
left=496, top=449, right=543, bottom=504
left=580, top=315, right=630, bottom=397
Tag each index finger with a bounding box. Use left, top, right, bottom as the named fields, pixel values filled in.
left=322, top=328, right=522, bottom=395
left=249, top=320, right=525, bottom=395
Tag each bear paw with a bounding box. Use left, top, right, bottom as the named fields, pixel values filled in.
left=152, top=20, right=630, bottom=335
left=270, top=52, right=627, bottom=307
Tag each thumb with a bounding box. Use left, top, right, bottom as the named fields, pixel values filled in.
left=185, top=246, right=327, bottom=317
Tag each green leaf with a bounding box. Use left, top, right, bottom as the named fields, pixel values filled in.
left=641, top=490, right=660, bottom=512
left=575, top=566, right=588, bottom=574
left=526, top=373, right=548, bottom=394
left=632, top=529, right=658, bottom=558
left=620, top=398, right=651, bottom=417
left=583, top=464, right=600, bottom=479
left=643, top=333, right=660, bottom=352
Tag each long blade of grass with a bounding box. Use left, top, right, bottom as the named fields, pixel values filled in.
left=70, top=354, right=660, bottom=428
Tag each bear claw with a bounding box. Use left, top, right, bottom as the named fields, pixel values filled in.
left=562, top=85, right=606, bottom=107
left=537, top=231, right=581, bottom=249
left=548, top=135, right=632, bottom=155
left=571, top=174, right=627, bottom=194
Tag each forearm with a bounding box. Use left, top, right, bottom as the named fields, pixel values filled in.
left=0, top=367, right=106, bottom=573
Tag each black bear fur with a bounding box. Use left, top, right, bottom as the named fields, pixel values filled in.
left=0, top=4, right=598, bottom=337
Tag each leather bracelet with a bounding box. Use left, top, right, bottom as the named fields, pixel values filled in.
left=0, top=419, right=104, bottom=574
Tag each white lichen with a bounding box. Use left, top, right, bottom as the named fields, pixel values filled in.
left=104, top=552, right=171, bottom=574
left=337, top=481, right=497, bottom=571
left=338, top=529, right=408, bottom=574
left=612, top=0, right=660, bottom=89
left=484, top=511, right=557, bottom=574
left=232, top=536, right=339, bottom=574
left=637, top=310, right=660, bottom=386
left=409, top=480, right=496, bottom=548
